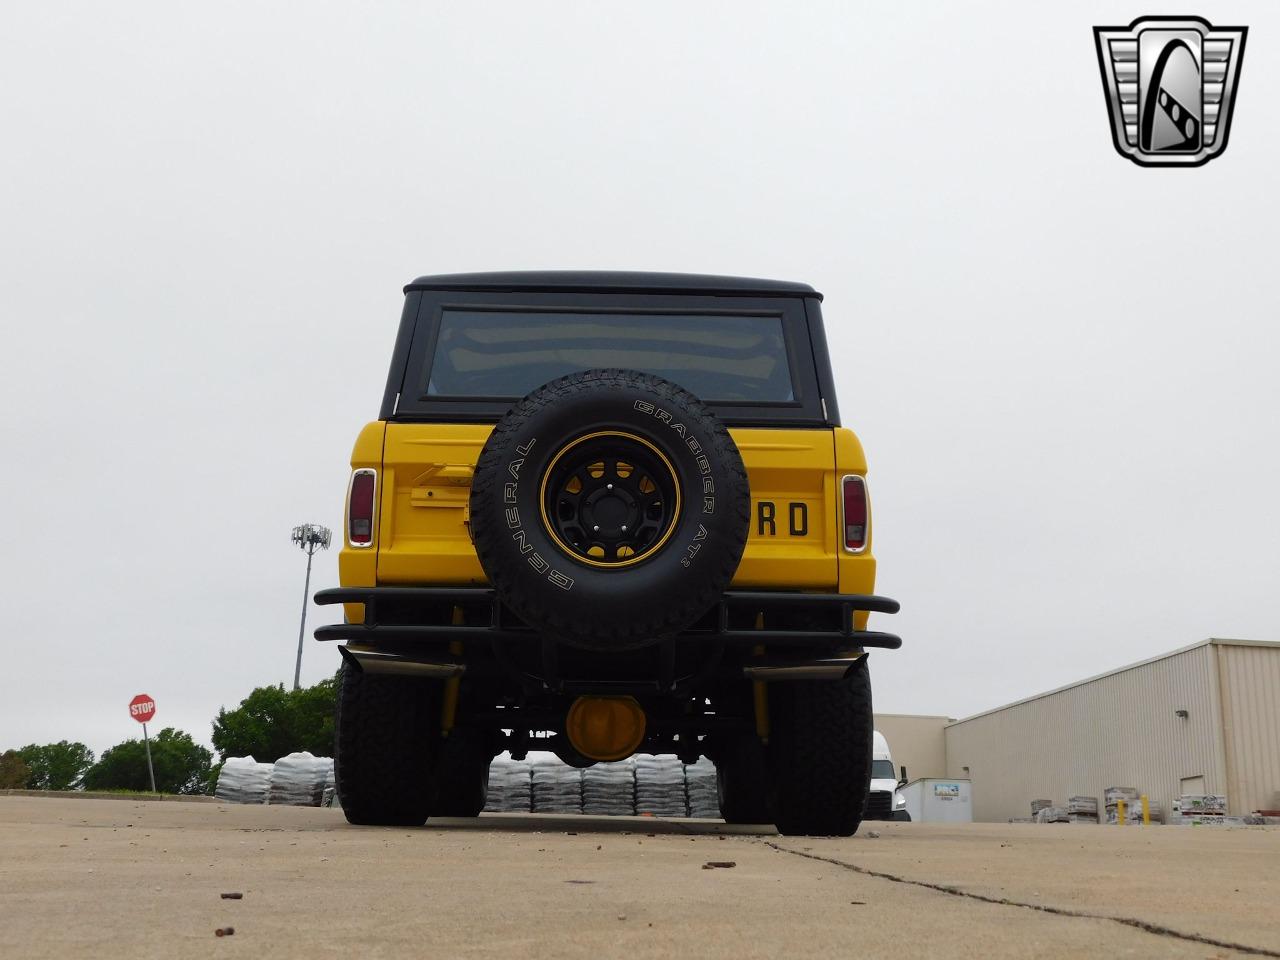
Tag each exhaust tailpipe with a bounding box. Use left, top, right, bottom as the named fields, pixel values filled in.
left=339, top=645, right=464, bottom=679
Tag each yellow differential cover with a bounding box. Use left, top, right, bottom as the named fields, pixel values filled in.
left=565, top=696, right=647, bottom=762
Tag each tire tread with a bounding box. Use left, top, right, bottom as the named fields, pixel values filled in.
left=334, top=663, right=436, bottom=826
left=768, top=657, right=875, bottom=837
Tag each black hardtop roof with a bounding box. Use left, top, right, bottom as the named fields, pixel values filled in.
left=404, top=270, right=821, bottom=301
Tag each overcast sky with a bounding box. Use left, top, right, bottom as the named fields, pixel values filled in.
left=2, top=2, right=1277, bottom=756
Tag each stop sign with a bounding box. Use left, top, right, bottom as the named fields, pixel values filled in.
left=129, top=694, right=156, bottom=724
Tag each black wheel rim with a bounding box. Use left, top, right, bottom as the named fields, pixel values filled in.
left=539, top=430, right=680, bottom=567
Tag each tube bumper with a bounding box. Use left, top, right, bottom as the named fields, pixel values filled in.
left=316, top=586, right=900, bottom=685
left=315, top=586, right=900, bottom=649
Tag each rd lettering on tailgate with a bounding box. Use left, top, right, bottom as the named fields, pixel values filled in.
left=755, top=500, right=811, bottom=537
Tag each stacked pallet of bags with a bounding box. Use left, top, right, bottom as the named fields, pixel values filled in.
left=1033, top=805, right=1070, bottom=823
left=531, top=753, right=583, bottom=814
left=635, top=755, right=687, bottom=817
left=316, top=757, right=336, bottom=807
left=683, top=758, right=720, bottom=819
left=1104, top=786, right=1162, bottom=824
left=483, top=754, right=533, bottom=812
left=214, top=757, right=273, bottom=804
left=582, top=758, right=636, bottom=816
left=269, top=752, right=333, bottom=807
left=1067, top=796, right=1098, bottom=824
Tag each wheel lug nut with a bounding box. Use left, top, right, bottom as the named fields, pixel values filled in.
left=593, top=525, right=600, bottom=532
left=621, top=525, right=628, bottom=532
left=607, top=483, right=613, bottom=490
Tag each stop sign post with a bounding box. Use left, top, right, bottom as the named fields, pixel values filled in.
left=129, top=695, right=158, bottom=793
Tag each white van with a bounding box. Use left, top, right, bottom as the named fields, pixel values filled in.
left=864, top=731, right=909, bottom=821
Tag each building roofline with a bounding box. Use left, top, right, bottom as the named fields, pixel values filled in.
left=947, top=638, right=1280, bottom=728
left=1206, top=637, right=1280, bottom=648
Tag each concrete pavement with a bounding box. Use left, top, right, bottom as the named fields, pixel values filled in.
left=2, top=796, right=1277, bottom=959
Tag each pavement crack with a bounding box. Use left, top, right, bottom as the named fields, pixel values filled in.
left=763, top=841, right=1280, bottom=958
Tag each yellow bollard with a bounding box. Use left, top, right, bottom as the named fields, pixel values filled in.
left=1117, top=798, right=1126, bottom=825
left=1142, top=795, right=1150, bottom=825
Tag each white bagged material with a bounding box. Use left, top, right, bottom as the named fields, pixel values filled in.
left=315, top=757, right=335, bottom=807
left=1105, top=798, right=1163, bottom=823
left=531, top=756, right=583, bottom=814
left=484, top=755, right=533, bottom=813
left=583, top=759, right=636, bottom=816
left=483, top=752, right=723, bottom=819
left=214, top=757, right=273, bottom=805
left=683, top=758, right=720, bottom=819
left=635, top=755, right=687, bottom=817
left=1179, top=794, right=1227, bottom=815
left=1067, top=795, right=1098, bottom=814
left=1103, top=786, right=1139, bottom=804
left=269, top=752, right=332, bottom=807
left=1169, top=814, right=1264, bottom=826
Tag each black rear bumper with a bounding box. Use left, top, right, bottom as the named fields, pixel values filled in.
left=314, top=586, right=899, bottom=695
left=313, top=586, right=901, bottom=650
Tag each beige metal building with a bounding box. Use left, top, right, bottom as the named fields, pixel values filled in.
left=943, top=639, right=1280, bottom=822
left=874, top=713, right=951, bottom=782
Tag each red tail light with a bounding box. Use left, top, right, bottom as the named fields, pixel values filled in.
left=842, top=475, right=868, bottom=553
left=348, top=469, right=376, bottom=546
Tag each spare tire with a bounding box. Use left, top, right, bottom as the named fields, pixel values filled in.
left=470, top=368, right=750, bottom=650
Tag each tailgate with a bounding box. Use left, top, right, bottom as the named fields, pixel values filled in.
left=375, top=424, right=837, bottom=590
left=730, top=428, right=837, bottom=589
left=378, top=423, right=490, bottom=585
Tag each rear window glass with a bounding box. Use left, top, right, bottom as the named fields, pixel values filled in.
left=425, top=310, right=794, bottom=403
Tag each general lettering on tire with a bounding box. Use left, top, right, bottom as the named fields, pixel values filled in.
left=502, top=436, right=575, bottom=591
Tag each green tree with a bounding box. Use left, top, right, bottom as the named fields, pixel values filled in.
left=203, top=761, right=224, bottom=796
left=211, top=674, right=338, bottom=762
left=0, top=749, right=32, bottom=788
left=82, top=728, right=213, bottom=795
left=17, top=741, right=94, bottom=790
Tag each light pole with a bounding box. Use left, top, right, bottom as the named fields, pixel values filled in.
left=291, top=523, right=332, bottom=690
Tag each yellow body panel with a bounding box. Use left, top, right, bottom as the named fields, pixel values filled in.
left=834, top=427, right=878, bottom=629
left=338, top=421, right=384, bottom=624
left=377, top=423, right=491, bottom=586
left=731, top=428, right=837, bottom=589
left=337, top=421, right=877, bottom=601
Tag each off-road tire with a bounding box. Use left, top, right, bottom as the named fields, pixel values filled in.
left=715, top=736, right=772, bottom=824
left=334, top=662, right=438, bottom=826
left=768, top=656, right=874, bottom=836
left=470, top=368, right=750, bottom=650
left=430, top=728, right=494, bottom=818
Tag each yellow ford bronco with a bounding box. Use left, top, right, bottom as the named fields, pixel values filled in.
left=315, top=272, right=900, bottom=836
